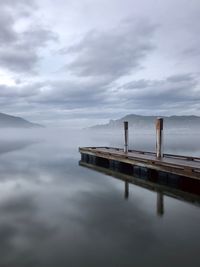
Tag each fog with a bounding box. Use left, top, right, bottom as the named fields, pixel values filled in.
left=0, top=127, right=200, bottom=156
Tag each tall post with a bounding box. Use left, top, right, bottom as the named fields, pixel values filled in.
left=124, top=121, right=128, bottom=153
left=156, top=118, right=163, bottom=158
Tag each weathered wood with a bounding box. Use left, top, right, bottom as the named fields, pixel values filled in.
left=79, top=147, right=200, bottom=180
left=90, top=147, right=200, bottom=162
left=156, top=118, right=163, bottom=158
left=124, top=121, right=128, bottom=153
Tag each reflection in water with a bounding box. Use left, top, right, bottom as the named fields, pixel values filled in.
left=0, top=129, right=199, bottom=267
left=124, top=181, right=129, bottom=199
left=79, top=156, right=200, bottom=218
left=0, top=139, right=38, bottom=155
left=124, top=182, right=164, bottom=216
left=157, top=192, right=164, bottom=216
left=124, top=183, right=164, bottom=217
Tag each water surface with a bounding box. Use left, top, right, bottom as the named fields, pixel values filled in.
left=0, top=128, right=199, bottom=267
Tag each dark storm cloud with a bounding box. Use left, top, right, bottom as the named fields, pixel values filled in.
left=0, top=0, right=56, bottom=73
left=62, top=19, right=156, bottom=80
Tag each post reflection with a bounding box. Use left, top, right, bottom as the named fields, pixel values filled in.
left=157, top=192, right=164, bottom=217
left=124, top=181, right=129, bottom=199
left=123, top=181, right=165, bottom=216
left=79, top=154, right=200, bottom=218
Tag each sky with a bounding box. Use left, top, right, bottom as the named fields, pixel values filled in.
left=0, top=0, right=200, bottom=127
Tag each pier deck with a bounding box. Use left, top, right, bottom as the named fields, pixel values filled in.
left=79, top=147, right=200, bottom=180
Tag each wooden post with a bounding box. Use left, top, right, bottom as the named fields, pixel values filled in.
left=124, top=121, right=128, bottom=153
left=156, top=118, right=163, bottom=158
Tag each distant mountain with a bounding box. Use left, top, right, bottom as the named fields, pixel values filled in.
left=0, top=112, right=43, bottom=128
left=90, top=114, right=200, bottom=131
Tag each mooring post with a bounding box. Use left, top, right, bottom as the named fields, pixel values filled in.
left=156, top=118, right=163, bottom=158
left=124, top=121, right=129, bottom=153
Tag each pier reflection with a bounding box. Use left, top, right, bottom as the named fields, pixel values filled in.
left=124, top=181, right=129, bottom=199
left=123, top=182, right=165, bottom=216
left=79, top=154, right=200, bottom=217
left=157, top=192, right=164, bottom=216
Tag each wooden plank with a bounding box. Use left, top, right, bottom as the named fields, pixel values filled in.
left=84, top=147, right=200, bottom=162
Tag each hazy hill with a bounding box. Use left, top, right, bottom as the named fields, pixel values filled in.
left=90, top=114, right=200, bottom=131
left=0, top=112, right=42, bottom=128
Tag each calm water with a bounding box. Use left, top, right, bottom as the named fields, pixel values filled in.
left=0, top=128, right=199, bottom=267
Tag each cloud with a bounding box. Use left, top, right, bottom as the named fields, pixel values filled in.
left=0, top=83, right=40, bottom=98
left=113, top=73, right=200, bottom=114
left=0, top=0, right=199, bottom=125
left=0, top=78, right=110, bottom=121
left=32, top=79, right=110, bottom=109
left=0, top=0, right=57, bottom=74
left=63, top=19, right=156, bottom=80
left=0, top=73, right=199, bottom=124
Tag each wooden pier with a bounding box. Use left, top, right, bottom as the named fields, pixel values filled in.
left=79, top=118, right=200, bottom=181
left=79, top=146, right=200, bottom=180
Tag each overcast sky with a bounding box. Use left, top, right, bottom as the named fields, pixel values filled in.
left=0, top=0, right=200, bottom=127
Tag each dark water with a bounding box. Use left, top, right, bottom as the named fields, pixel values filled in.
left=0, top=128, right=199, bottom=267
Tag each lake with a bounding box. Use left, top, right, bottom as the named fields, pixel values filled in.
left=0, top=128, right=199, bottom=267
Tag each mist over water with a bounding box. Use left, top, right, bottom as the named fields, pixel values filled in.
left=0, top=127, right=199, bottom=267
